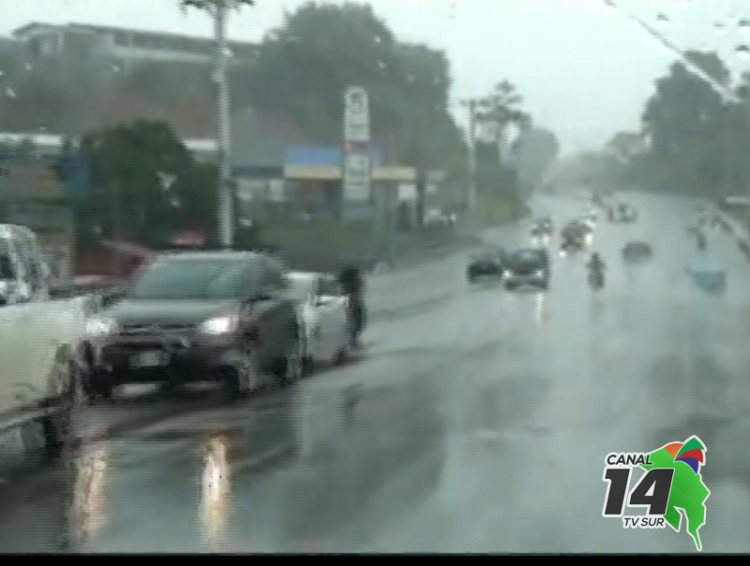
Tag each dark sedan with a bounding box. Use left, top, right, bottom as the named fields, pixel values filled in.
left=79, top=251, right=303, bottom=401
left=467, top=247, right=507, bottom=283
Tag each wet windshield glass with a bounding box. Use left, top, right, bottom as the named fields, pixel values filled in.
left=5, top=0, right=750, bottom=556
left=130, top=258, right=247, bottom=300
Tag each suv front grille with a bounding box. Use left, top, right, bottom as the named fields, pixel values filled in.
left=119, top=323, right=194, bottom=336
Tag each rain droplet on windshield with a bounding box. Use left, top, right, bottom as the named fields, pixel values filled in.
left=740, top=18, right=750, bottom=34
left=656, top=13, right=669, bottom=27
left=736, top=44, right=750, bottom=61
left=4, top=87, right=16, bottom=99
left=374, top=35, right=383, bottom=44
left=715, top=21, right=725, bottom=32
left=377, top=60, right=387, bottom=70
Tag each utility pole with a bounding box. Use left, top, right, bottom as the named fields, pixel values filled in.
left=460, top=98, right=479, bottom=214
left=213, top=0, right=234, bottom=248
left=182, top=0, right=256, bottom=248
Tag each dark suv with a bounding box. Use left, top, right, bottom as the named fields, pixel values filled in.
left=80, top=251, right=302, bottom=401
left=504, top=248, right=551, bottom=290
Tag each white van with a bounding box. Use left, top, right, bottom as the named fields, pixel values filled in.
left=0, top=224, right=51, bottom=306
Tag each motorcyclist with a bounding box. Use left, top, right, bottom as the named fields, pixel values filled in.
left=338, top=264, right=367, bottom=348
left=696, top=230, right=707, bottom=251
left=587, top=252, right=606, bottom=287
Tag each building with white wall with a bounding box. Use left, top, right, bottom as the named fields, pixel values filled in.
left=12, top=22, right=256, bottom=66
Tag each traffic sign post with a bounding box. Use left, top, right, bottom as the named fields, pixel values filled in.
left=342, top=86, right=372, bottom=219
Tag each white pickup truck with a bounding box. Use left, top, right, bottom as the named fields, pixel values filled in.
left=0, top=296, right=91, bottom=444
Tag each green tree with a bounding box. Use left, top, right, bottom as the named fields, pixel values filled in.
left=632, top=50, right=750, bottom=198
left=477, top=80, right=526, bottom=146
left=643, top=52, right=727, bottom=161
left=78, top=119, right=217, bottom=246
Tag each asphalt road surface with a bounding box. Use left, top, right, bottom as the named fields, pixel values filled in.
left=2, top=191, right=750, bottom=553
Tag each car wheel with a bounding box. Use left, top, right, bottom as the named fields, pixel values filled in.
left=334, top=332, right=352, bottom=366
left=42, top=346, right=82, bottom=454
left=227, top=344, right=261, bottom=399
left=81, top=367, right=114, bottom=402
left=300, top=334, right=314, bottom=376
left=276, top=334, right=303, bottom=388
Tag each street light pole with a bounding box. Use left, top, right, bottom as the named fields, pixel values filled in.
left=461, top=98, right=479, bottom=214
left=213, top=0, right=234, bottom=248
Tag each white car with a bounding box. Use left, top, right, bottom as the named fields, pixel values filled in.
left=286, top=271, right=352, bottom=372
left=0, top=295, right=91, bottom=449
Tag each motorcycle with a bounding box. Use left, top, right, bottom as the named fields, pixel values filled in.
left=588, top=266, right=605, bottom=290
left=346, top=293, right=367, bottom=348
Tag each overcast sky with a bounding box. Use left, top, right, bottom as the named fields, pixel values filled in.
left=2, top=0, right=749, bottom=154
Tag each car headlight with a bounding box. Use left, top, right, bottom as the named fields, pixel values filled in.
left=85, top=316, right=117, bottom=337
left=199, top=313, right=239, bottom=335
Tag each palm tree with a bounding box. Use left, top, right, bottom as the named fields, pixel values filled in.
left=179, top=0, right=255, bottom=247
left=476, top=80, right=525, bottom=144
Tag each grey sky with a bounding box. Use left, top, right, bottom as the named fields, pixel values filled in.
left=1, top=0, right=749, bottom=154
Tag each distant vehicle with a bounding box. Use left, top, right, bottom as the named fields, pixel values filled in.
left=530, top=217, right=554, bottom=238
left=0, top=224, right=51, bottom=306
left=608, top=202, right=638, bottom=223
left=687, top=266, right=726, bottom=295
left=286, top=271, right=352, bottom=372
left=585, top=209, right=598, bottom=228
left=622, top=241, right=653, bottom=263
left=79, top=251, right=302, bottom=401
left=504, top=248, right=550, bottom=290
left=560, top=220, right=590, bottom=253
left=467, top=246, right=506, bottom=283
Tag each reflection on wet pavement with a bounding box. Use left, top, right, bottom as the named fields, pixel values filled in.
left=2, top=192, right=750, bottom=552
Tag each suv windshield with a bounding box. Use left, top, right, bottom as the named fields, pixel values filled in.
left=512, top=250, right=543, bottom=264
left=129, top=258, right=248, bottom=300
left=287, top=275, right=314, bottom=303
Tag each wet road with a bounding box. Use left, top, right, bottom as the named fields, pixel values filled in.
left=2, top=191, right=750, bottom=553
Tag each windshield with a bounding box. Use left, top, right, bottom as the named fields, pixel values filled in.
left=5, top=0, right=750, bottom=556
left=129, top=258, right=247, bottom=300
left=513, top=250, right=542, bottom=263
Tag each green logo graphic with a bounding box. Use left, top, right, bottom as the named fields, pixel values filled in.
left=602, top=436, right=710, bottom=551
